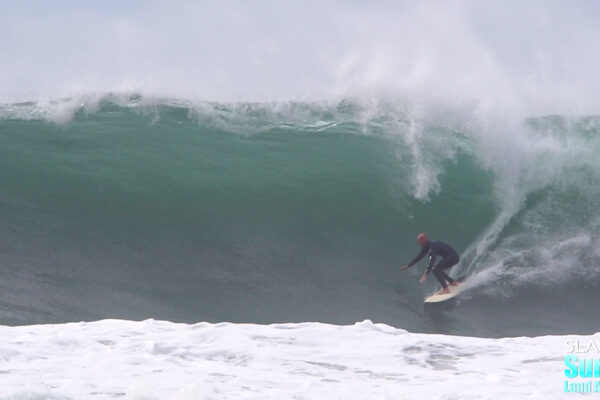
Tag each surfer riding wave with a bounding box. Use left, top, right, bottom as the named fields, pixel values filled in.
left=401, top=233, right=459, bottom=295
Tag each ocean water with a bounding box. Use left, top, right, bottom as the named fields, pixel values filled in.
left=1, top=96, right=599, bottom=338
left=3, top=1, right=600, bottom=398
left=2, top=318, right=595, bottom=399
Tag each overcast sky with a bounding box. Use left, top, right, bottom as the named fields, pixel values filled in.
left=2, top=0, right=600, bottom=114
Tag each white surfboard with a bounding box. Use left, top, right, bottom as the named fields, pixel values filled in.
left=424, top=282, right=464, bottom=303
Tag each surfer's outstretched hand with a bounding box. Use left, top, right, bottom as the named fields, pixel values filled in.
left=419, top=274, right=427, bottom=283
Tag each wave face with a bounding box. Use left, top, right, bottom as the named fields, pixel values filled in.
left=1, top=96, right=599, bottom=337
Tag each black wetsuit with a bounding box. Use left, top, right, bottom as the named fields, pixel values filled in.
left=406, top=241, right=460, bottom=288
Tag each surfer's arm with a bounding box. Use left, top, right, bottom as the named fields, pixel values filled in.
left=404, top=247, right=427, bottom=269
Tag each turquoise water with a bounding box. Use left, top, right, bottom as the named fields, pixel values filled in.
left=1, top=96, right=599, bottom=337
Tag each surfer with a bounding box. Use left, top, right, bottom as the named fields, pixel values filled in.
left=400, top=233, right=459, bottom=295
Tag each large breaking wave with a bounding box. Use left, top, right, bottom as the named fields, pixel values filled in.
left=0, top=95, right=599, bottom=337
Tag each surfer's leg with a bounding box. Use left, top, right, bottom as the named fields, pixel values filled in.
left=432, top=269, right=451, bottom=294
left=440, top=270, right=455, bottom=284
left=440, top=255, right=459, bottom=283
left=431, top=267, right=449, bottom=288
left=433, top=255, right=459, bottom=287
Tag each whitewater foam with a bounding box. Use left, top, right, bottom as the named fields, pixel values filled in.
left=1, top=319, right=593, bottom=399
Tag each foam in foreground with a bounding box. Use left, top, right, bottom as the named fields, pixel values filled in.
left=1, top=319, right=596, bottom=399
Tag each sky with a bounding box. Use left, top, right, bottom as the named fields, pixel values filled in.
left=1, top=0, right=600, bottom=114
